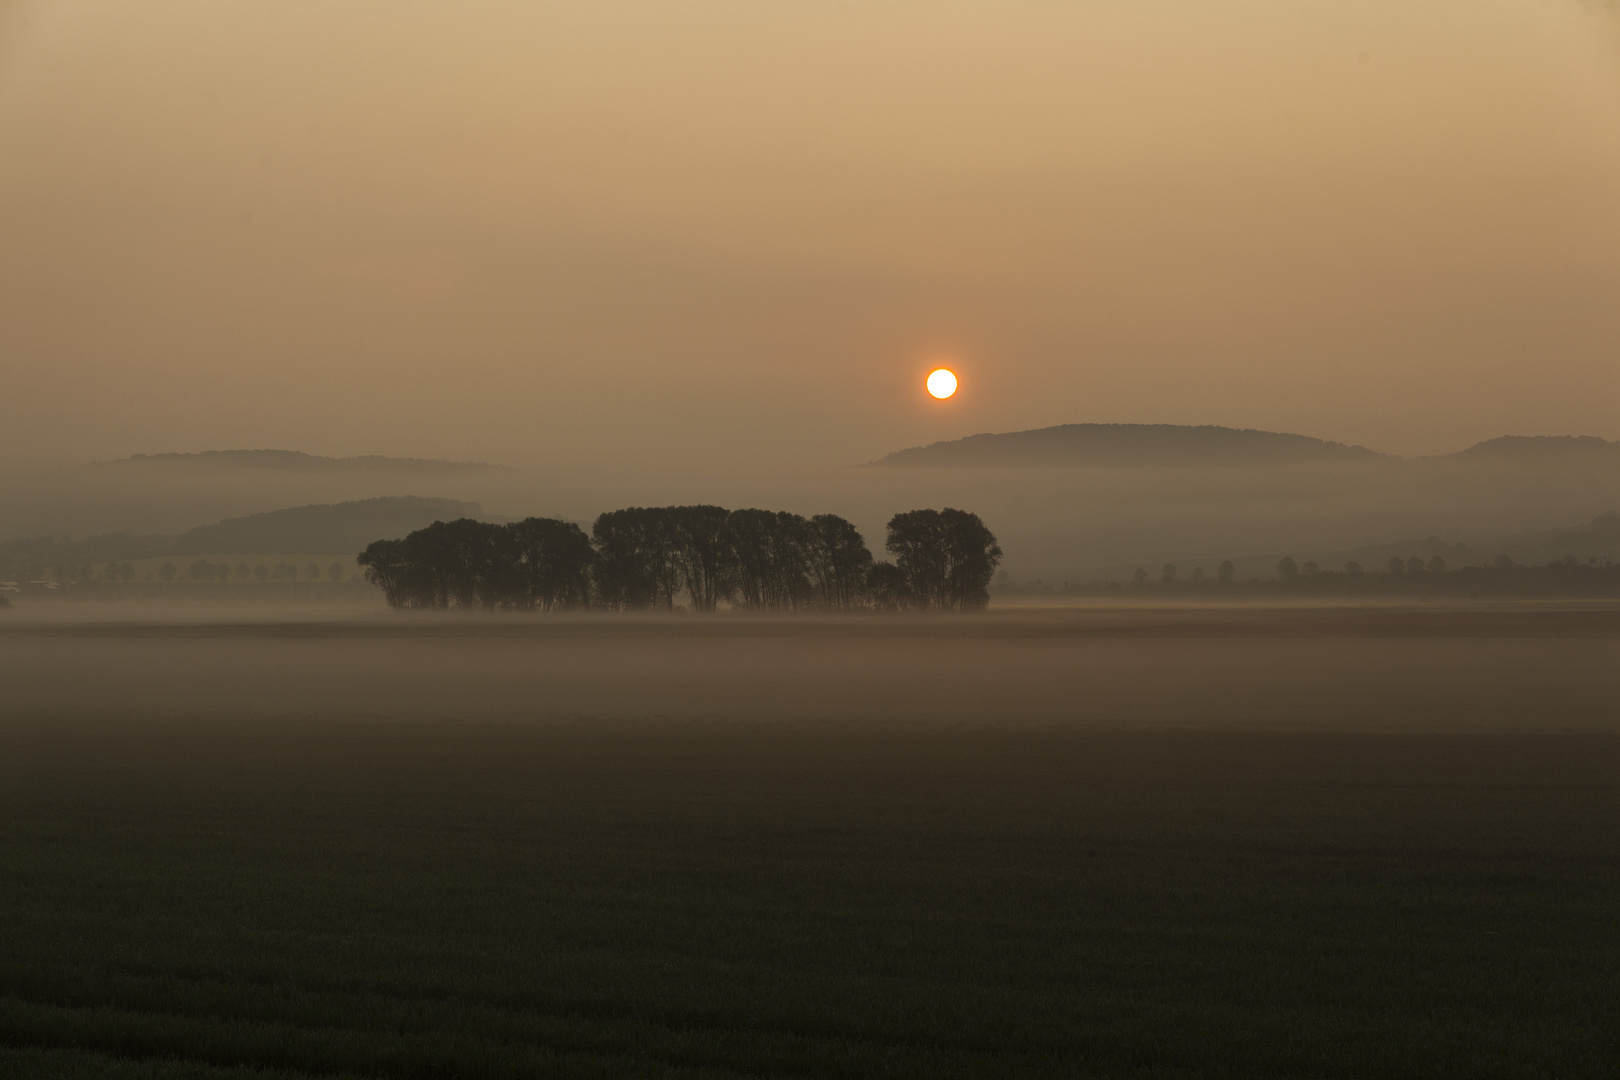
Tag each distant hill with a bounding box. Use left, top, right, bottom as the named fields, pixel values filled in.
left=871, top=424, right=1384, bottom=468
left=0, top=531, right=174, bottom=568
left=1541, top=511, right=1620, bottom=556
left=168, top=497, right=486, bottom=556
left=1440, top=435, right=1620, bottom=464
left=103, top=450, right=501, bottom=473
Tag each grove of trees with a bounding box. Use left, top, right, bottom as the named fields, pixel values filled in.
left=358, top=506, right=1001, bottom=613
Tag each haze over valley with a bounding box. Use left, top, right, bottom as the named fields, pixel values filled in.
left=8, top=424, right=1620, bottom=589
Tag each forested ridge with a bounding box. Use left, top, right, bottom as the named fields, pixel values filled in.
left=357, top=506, right=1002, bottom=612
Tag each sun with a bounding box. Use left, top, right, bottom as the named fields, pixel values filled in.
left=926, top=368, right=958, bottom=399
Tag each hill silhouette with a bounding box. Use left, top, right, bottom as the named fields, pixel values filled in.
left=105, top=450, right=501, bottom=473
left=1439, top=435, right=1620, bottom=464
left=1545, top=510, right=1620, bottom=552
left=872, top=424, right=1383, bottom=468
left=169, top=497, right=486, bottom=556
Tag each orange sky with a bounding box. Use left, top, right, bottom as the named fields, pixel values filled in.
left=2, top=0, right=1619, bottom=471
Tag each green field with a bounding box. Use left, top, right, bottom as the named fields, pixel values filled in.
left=2, top=607, right=1618, bottom=1078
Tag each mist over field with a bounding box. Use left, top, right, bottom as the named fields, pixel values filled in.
left=4, top=608, right=1620, bottom=1078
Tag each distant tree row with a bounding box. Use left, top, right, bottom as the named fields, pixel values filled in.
left=13, top=560, right=352, bottom=585
left=1256, top=553, right=1619, bottom=596
left=169, top=560, right=347, bottom=583
left=1275, top=555, right=1456, bottom=580
left=0, top=531, right=167, bottom=582
left=1016, top=553, right=1619, bottom=597
left=48, top=562, right=136, bottom=584
left=358, top=507, right=1001, bottom=613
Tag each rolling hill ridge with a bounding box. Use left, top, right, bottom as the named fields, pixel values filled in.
left=872, top=424, right=1383, bottom=467
left=169, top=497, right=488, bottom=556
left=872, top=424, right=1620, bottom=468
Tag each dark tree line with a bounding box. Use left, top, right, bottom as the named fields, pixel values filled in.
left=1017, top=552, right=1620, bottom=598
left=355, top=518, right=593, bottom=611
left=358, top=506, right=1001, bottom=612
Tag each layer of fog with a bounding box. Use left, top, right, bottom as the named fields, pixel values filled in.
left=7, top=453, right=1620, bottom=585
left=5, top=611, right=1620, bottom=734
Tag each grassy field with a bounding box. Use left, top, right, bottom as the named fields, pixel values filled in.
left=1, top=606, right=1618, bottom=1078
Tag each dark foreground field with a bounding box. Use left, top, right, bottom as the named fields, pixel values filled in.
left=2, top=605, right=1618, bottom=1078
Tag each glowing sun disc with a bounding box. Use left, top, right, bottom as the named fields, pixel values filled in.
left=926, top=369, right=958, bottom=399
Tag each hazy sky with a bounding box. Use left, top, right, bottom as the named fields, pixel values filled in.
left=3, top=0, right=1619, bottom=471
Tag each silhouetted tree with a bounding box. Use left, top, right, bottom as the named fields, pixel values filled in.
left=1218, top=560, right=1236, bottom=585
left=1406, top=556, right=1426, bottom=575
left=1345, top=561, right=1363, bottom=575
left=939, top=511, right=1003, bottom=607
left=506, top=517, right=593, bottom=610
left=944, top=511, right=998, bottom=606
left=1302, top=560, right=1320, bottom=576
left=357, top=540, right=414, bottom=606
left=591, top=507, right=678, bottom=610
left=676, top=505, right=739, bottom=612
left=1161, top=563, right=1177, bottom=583
left=866, top=561, right=911, bottom=611
left=359, top=527, right=473, bottom=609
left=884, top=508, right=1000, bottom=611
left=406, top=519, right=505, bottom=608
left=804, top=513, right=873, bottom=610
left=728, top=509, right=808, bottom=611
left=1132, top=567, right=1149, bottom=588
left=1277, top=557, right=1299, bottom=581
left=1427, top=555, right=1447, bottom=574
left=1190, top=566, right=1206, bottom=583
left=886, top=510, right=952, bottom=608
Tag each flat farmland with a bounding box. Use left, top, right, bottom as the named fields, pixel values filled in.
left=2, top=604, right=1618, bottom=1078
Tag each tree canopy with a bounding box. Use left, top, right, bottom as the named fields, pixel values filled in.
left=883, top=508, right=1002, bottom=611
left=358, top=506, right=998, bottom=614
